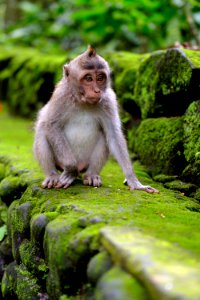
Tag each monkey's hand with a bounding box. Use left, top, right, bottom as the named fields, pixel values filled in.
left=42, top=172, right=60, bottom=189
left=127, top=180, right=159, bottom=193
left=55, top=166, right=78, bottom=189
left=83, top=174, right=102, bottom=187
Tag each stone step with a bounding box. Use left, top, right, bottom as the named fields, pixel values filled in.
left=101, top=227, right=200, bottom=300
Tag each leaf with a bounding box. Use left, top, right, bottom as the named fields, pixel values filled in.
left=0, top=224, right=7, bottom=242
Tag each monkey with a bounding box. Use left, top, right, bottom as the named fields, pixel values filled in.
left=34, top=46, right=159, bottom=193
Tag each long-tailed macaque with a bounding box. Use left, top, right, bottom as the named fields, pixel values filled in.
left=34, top=46, right=158, bottom=193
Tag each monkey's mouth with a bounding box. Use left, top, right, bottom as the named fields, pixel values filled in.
left=81, top=96, right=101, bottom=104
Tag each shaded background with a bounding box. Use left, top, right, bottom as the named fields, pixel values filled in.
left=0, top=0, right=200, bottom=55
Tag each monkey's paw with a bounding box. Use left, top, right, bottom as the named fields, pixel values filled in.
left=130, top=184, right=159, bottom=193
left=42, top=174, right=60, bottom=189
left=128, top=181, right=159, bottom=193
left=55, top=172, right=76, bottom=189
left=83, top=175, right=102, bottom=187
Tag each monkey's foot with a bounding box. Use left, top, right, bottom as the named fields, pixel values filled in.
left=130, top=184, right=159, bottom=193
left=83, top=175, right=102, bottom=187
left=55, top=173, right=75, bottom=189
left=42, top=174, right=60, bottom=189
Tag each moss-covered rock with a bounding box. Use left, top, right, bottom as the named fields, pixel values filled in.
left=107, top=52, right=149, bottom=118
left=164, top=180, right=197, bottom=196
left=134, top=117, right=186, bottom=176
left=101, top=227, right=200, bottom=300
left=87, top=251, right=113, bottom=285
left=183, top=100, right=200, bottom=185
left=0, top=176, right=27, bottom=206
left=153, top=174, right=178, bottom=183
left=19, top=239, right=48, bottom=277
left=8, top=202, right=33, bottom=262
left=16, top=264, right=41, bottom=300
left=0, top=163, right=6, bottom=182
left=95, top=267, right=147, bottom=300
left=0, top=47, right=66, bottom=117
left=134, top=48, right=200, bottom=119
left=1, top=261, right=18, bottom=299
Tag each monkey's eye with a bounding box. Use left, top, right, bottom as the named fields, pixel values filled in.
left=97, top=74, right=106, bottom=82
left=84, top=74, right=93, bottom=82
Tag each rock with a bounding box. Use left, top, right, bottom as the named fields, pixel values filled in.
left=164, top=180, right=197, bottom=196
left=31, top=214, right=49, bottom=248
left=153, top=174, right=179, bottom=183
left=134, top=117, right=186, bottom=175
left=0, top=176, right=27, bottom=205
left=1, top=261, right=18, bottom=299
left=134, top=48, right=200, bottom=119
left=101, top=227, right=200, bottom=300
left=95, top=267, right=147, bottom=300
left=19, top=239, right=48, bottom=277
left=16, top=264, right=41, bottom=300
left=183, top=100, right=200, bottom=185
left=0, top=163, right=6, bottom=182
left=87, top=251, right=112, bottom=285
left=8, top=202, right=32, bottom=262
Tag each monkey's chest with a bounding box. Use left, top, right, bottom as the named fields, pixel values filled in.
left=64, top=112, right=101, bottom=159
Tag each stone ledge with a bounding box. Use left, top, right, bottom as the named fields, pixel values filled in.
left=101, top=227, right=200, bottom=300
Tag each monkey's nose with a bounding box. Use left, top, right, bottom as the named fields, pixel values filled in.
left=94, top=87, right=100, bottom=93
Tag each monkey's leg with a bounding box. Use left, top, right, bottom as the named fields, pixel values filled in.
left=34, top=134, right=60, bottom=189
left=83, top=134, right=109, bottom=187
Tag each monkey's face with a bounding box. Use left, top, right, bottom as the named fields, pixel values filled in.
left=79, top=70, right=107, bottom=104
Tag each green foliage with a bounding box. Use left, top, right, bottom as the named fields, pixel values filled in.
left=0, top=224, right=7, bottom=242
left=0, top=0, right=200, bottom=53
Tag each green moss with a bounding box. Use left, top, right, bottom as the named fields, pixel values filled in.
left=183, top=100, right=200, bottom=185
left=95, top=267, right=147, bottom=300
left=16, top=264, right=40, bottom=300
left=19, top=239, right=48, bottom=276
left=87, top=251, right=113, bottom=284
left=164, top=180, right=197, bottom=196
left=108, top=52, right=148, bottom=100
left=0, top=163, right=6, bottom=181
left=8, top=201, right=33, bottom=261
left=1, top=261, right=18, bottom=299
left=0, top=176, right=27, bottom=205
left=153, top=174, right=178, bottom=183
left=182, top=49, right=200, bottom=67
left=194, top=188, right=200, bottom=201
left=134, top=49, right=192, bottom=118
left=0, top=46, right=66, bottom=117
left=134, top=117, right=185, bottom=175
left=101, top=227, right=200, bottom=299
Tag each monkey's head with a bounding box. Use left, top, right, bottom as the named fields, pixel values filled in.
left=63, top=46, right=110, bottom=104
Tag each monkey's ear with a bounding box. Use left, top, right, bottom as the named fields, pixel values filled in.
left=87, top=45, right=96, bottom=57
left=63, top=64, right=69, bottom=77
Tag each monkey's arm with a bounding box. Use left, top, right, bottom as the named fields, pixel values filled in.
left=101, top=103, right=159, bottom=193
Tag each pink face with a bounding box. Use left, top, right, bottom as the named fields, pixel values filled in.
left=79, top=70, right=107, bottom=104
